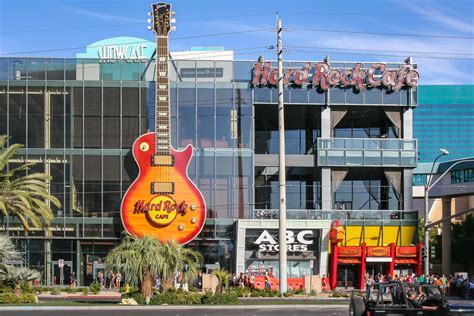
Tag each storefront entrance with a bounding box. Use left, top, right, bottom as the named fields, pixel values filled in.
left=51, top=260, right=72, bottom=286
left=336, top=264, right=359, bottom=288
left=366, top=262, right=390, bottom=277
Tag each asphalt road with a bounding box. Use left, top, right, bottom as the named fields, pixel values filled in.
left=0, top=305, right=349, bottom=316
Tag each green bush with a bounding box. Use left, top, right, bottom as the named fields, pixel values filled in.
left=149, top=289, right=202, bottom=305
left=201, top=290, right=238, bottom=304
left=232, top=287, right=249, bottom=297
left=81, top=288, right=89, bottom=296
left=0, top=293, right=36, bottom=304
left=250, top=288, right=279, bottom=297
left=88, top=282, right=101, bottom=295
left=51, top=287, right=61, bottom=295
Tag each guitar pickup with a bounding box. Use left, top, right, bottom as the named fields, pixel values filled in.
left=151, top=182, right=175, bottom=194
left=151, top=155, right=174, bottom=166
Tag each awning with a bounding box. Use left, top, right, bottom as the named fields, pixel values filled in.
left=394, top=258, right=418, bottom=265
left=338, top=258, right=361, bottom=264
left=366, top=257, right=392, bottom=263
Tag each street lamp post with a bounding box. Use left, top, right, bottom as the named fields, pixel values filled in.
left=424, top=148, right=449, bottom=276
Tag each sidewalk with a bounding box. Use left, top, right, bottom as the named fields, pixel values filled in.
left=37, top=289, right=121, bottom=302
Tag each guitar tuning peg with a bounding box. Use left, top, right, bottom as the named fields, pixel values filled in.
left=170, top=18, right=176, bottom=23
left=171, top=11, right=176, bottom=16
left=147, top=12, right=152, bottom=16
left=147, top=25, right=153, bottom=30
left=147, top=18, right=152, bottom=23
left=170, top=26, right=176, bottom=31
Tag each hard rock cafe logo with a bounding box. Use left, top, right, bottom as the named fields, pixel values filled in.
left=252, top=60, right=419, bottom=91
left=133, top=195, right=188, bottom=226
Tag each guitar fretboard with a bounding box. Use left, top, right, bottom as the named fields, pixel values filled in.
left=155, top=36, right=170, bottom=155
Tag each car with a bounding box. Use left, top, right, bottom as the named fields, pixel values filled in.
left=349, top=281, right=473, bottom=315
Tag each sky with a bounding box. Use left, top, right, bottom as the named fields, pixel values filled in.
left=0, top=0, right=473, bottom=84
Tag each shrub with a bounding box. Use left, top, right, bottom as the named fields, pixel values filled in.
left=201, top=290, right=238, bottom=304
left=51, top=287, right=61, bottom=295
left=0, top=293, right=36, bottom=304
left=89, top=282, right=101, bottom=295
left=81, top=288, right=89, bottom=296
left=149, top=289, right=203, bottom=305
left=232, top=287, right=249, bottom=297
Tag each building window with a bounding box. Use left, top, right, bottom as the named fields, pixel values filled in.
left=412, top=174, right=427, bottom=186
left=464, top=168, right=474, bottom=183
left=451, top=170, right=463, bottom=184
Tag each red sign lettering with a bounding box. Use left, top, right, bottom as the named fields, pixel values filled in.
left=367, top=246, right=391, bottom=257
left=252, top=60, right=419, bottom=91
left=337, top=246, right=362, bottom=257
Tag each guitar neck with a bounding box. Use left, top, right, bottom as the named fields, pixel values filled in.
left=155, top=36, right=170, bottom=155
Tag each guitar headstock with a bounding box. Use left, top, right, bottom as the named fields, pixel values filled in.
left=147, top=2, right=176, bottom=36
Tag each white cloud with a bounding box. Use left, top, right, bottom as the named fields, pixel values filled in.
left=283, top=30, right=473, bottom=84
left=73, top=8, right=142, bottom=23
left=400, top=1, right=473, bottom=35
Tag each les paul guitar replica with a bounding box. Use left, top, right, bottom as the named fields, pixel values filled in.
left=121, top=2, right=206, bottom=244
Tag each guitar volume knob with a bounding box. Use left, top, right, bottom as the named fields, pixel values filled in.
left=178, top=224, right=185, bottom=231
left=191, top=217, right=197, bottom=224
left=190, top=205, right=196, bottom=211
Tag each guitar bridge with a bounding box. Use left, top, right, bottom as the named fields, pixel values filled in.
left=151, top=182, right=175, bottom=194
left=151, top=155, right=174, bottom=166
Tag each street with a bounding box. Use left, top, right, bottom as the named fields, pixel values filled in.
left=0, top=305, right=349, bottom=316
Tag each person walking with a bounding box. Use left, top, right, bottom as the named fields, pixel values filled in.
left=264, top=271, right=271, bottom=290
left=69, top=272, right=77, bottom=288
left=250, top=273, right=255, bottom=289
left=115, top=271, right=122, bottom=289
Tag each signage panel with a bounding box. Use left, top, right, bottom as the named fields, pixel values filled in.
left=246, top=229, right=320, bottom=256
left=337, top=246, right=362, bottom=257
left=396, top=246, right=417, bottom=257
left=367, top=246, right=391, bottom=257
left=252, top=60, right=419, bottom=91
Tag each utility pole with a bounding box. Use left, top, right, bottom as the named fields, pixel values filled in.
left=277, top=16, right=287, bottom=294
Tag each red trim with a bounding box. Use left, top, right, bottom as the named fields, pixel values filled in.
left=360, top=243, right=366, bottom=290
left=389, top=243, right=396, bottom=277
left=330, top=242, right=338, bottom=289
left=394, top=258, right=418, bottom=264
left=338, top=258, right=361, bottom=264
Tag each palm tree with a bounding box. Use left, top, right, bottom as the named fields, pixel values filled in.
left=0, top=235, right=41, bottom=294
left=0, top=234, right=21, bottom=264
left=0, top=135, right=60, bottom=233
left=212, top=269, right=231, bottom=293
left=105, top=234, right=203, bottom=298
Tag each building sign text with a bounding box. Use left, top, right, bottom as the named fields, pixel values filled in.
left=252, top=61, right=419, bottom=91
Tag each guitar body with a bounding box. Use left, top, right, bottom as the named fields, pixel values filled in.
left=121, top=132, right=206, bottom=244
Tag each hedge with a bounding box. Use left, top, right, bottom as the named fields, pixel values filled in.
left=0, top=293, right=36, bottom=304
left=123, top=289, right=239, bottom=305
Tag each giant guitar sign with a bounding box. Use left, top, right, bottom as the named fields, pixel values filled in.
left=121, top=3, right=206, bottom=244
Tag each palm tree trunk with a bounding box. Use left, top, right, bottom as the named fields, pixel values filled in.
left=141, top=273, right=153, bottom=298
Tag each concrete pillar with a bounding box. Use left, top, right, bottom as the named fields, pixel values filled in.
left=321, top=168, right=332, bottom=210
left=441, top=197, right=452, bottom=275
left=321, top=106, right=331, bottom=139
left=76, top=239, right=81, bottom=286
left=44, top=239, right=52, bottom=286
left=403, top=107, right=413, bottom=139
left=403, top=169, right=413, bottom=211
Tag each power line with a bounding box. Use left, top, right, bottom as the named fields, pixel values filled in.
left=285, top=49, right=474, bottom=61
left=286, top=45, right=474, bottom=57
left=287, top=27, right=474, bottom=40
left=2, top=11, right=472, bottom=35
left=0, top=22, right=144, bottom=35
left=0, top=29, right=273, bottom=56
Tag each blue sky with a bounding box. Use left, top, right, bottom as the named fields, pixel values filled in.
left=0, top=0, right=472, bottom=84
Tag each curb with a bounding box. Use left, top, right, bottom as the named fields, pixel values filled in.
left=0, top=304, right=349, bottom=311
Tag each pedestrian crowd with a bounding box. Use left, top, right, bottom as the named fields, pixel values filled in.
left=365, top=272, right=474, bottom=299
